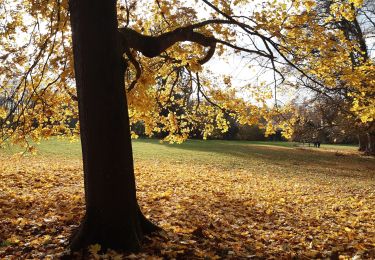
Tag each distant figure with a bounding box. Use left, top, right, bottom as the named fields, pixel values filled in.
left=313, top=141, right=321, bottom=148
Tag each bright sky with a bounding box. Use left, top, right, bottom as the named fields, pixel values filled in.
left=194, top=0, right=287, bottom=105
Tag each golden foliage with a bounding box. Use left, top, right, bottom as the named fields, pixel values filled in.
left=0, top=0, right=373, bottom=144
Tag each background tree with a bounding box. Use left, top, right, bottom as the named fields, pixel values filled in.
left=291, top=95, right=359, bottom=144
left=268, top=0, right=375, bottom=153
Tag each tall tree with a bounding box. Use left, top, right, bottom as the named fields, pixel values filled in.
left=65, top=0, right=277, bottom=251
left=68, top=0, right=159, bottom=251
left=1, top=0, right=374, bottom=252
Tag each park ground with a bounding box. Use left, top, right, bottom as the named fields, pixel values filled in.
left=0, top=139, right=374, bottom=259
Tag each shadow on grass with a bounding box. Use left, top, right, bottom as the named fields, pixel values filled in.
left=161, top=139, right=371, bottom=164
left=133, top=139, right=375, bottom=183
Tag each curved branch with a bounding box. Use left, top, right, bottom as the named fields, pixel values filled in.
left=118, top=26, right=217, bottom=65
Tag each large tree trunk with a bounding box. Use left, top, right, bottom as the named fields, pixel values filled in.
left=69, top=0, right=158, bottom=252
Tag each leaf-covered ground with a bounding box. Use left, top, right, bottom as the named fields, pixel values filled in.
left=0, top=140, right=374, bottom=259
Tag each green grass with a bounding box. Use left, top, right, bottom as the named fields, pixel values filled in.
left=0, top=137, right=364, bottom=174
left=1, top=138, right=368, bottom=178
left=131, top=139, right=371, bottom=175
left=0, top=137, right=82, bottom=158
left=0, top=138, right=360, bottom=159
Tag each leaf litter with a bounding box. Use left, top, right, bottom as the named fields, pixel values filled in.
left=0, top=144, right=374, bottom=259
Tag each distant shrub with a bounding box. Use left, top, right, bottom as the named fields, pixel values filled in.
left=236, top=125, right=266, bottom=141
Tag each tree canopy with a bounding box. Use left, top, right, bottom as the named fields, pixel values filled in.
left=0, top=0, right=373, bottom=145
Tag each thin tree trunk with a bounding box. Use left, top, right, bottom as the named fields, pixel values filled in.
left=69, top=0, right=158, bottom=251
left=367, top=132, right=375, bottom=155
left=358, top=133, right=368, bottom=152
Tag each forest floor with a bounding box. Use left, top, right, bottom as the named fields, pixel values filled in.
left=0, top=139, right=374, bottom=259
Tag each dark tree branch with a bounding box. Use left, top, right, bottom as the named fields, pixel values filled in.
left=118, top=26, right=216, bottom=65
left=215, top=38, right=271, bottom=58
left=124, top=47, right=142, bottom=92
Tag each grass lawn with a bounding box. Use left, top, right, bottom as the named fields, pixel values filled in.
left=0, top=139, right=374, bottom=258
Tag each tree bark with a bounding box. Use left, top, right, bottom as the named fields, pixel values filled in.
left=69, top=0, right=158, bottom=252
